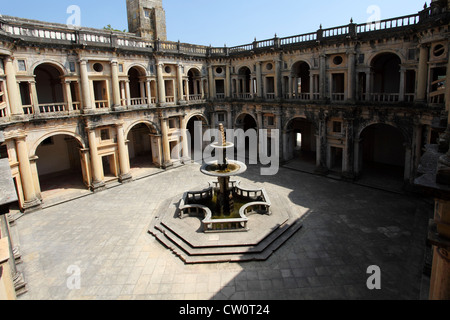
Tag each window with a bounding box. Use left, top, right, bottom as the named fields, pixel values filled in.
left=0, top=82, right=4, bottom=104
left=100, top=129, right=110, bottom=141
left=18, top=60, right=26, bottom=71
left=333, top=56, right=343, bottom=66
left=165, top=66, right=171, bottom=73
left=69, top=62, right=76, bottom=73
left=93, top=63, right=104, bottom=72
left=433, top=44, right=445, bottom=57
left=216, top=67, right=223, bottom=74
left=144, top=9, right=151, bottom=18
left=266, top=63, right=273, bottom=71
left=333, top=121, right=342, bottom=133
left=218, top=113, right=225, bottom=122
left=169, top=118, right=178, bottom=129
left=119, top=64, right=124, bottom=73
left=267, top=115, right=275, bottom=126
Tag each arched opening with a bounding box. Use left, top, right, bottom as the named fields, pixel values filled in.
left=371, top=53, right=401, bottom=102
left=291, top=61, right=311, bottom=100
left=358, top=123, right=406, bottom=188
left=188, top=69, right=202, bottom=101
left=284, top=117, right=317, bottom=171
left=128, top=67, right=147, bottom=105
left=234, top=113, right=258, bottom=161
left=34, top=64, right=66, bottom=112
left=186, top=114, right=209, bottom=158
left=237, top=67, right=252, bottom=98
left=127, top=123, right=158, bottom=178
left=35, top=134, right=87, bottom=203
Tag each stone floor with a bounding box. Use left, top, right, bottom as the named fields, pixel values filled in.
left=13, top=162, right=433, bottom=300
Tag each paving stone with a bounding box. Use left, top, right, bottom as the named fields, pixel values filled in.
left=13, top=163, right=432, bottom=300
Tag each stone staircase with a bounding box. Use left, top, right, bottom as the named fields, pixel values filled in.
left=148, top=193, right=304, bottom=264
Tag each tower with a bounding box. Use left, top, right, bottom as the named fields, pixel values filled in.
left=126, top=0, right=167, bottom=41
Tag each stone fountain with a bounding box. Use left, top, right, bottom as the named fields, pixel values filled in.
left=149, top=123, right=303, bottom=263
left=179, top=124, right=271, bottom=232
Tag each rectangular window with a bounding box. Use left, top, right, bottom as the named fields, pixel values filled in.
left=169, top=118, right=178, bottom=129
left=333, top=121, right=342, bottom=133
left=100, top=129, right=110, bottom=141
left=18, top=60, right=26, bottom=71
left=267, top=115, right=275, bottom=126
left=218, top=113, right=225, bottom=122
left=69, top=62, right=76, bottom=73
left=119, top=64, right=124, bottom=73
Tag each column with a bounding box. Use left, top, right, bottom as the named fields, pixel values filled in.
left=177, top=64, right=184, bottom=102
left=79, top=59, right=92, bottom=111
left=225, top=65, right=231, bottom=98
left=15, top=136, right=40, bottom=212
left=416, top=44, right=429, bottom=102
left=146, top=79, right=152, bottom=104
left=64, top=80, right=73, bottom=112
left=29, top=80, right=39, bottom=112
left=347, top=50, right=356, bottom=101
left=200, top=78, right=205, bottom=99
left=184, top=80, right=190, bottom=102
left=365, top=71, right=372, bottom=102
left=116, top=123, right=132, bottom=183
left=256, top=62, right=262, bottom=98
left=156, top=63, right=166, bottom=105
left=275, top=58, right=282, bottom=99
left=208, top=65, right=214, bottom=100
left=428, top=199, right=450, bottom=300
left=4, top=57, right=23, bottom=117
left=87, top=128, right=105, bottom=191
left=399, top=68, right=406, bottom=102
left=110, top=60, right=121, bottom=107
left=139, top=81, right=146, bottom=104
left=160, top=117, right=172, bottom=167
left=288, top=74, right=293, bottom=100
left=125, top=81, right=131, bottom=106
left=309, top=74, right=314, bottom=100
left=319, top=54, right=327, bottom=100
left=180, top=115, right=190, bottom=161
left=445, top=43, right=450, bottom=112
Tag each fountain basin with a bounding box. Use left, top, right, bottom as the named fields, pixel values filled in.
left=178, top=181, right=271, bottom=233
left=200, top=160, right=247, bottom=177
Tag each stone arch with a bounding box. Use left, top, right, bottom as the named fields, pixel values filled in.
left=30, top=130, right=85, bottom=157
left=31, top=60, right=67, bottom=76
left=126, top=63, right=148, bottom=76
left=235, top=112, right=258, bottom=130
left=356, top=122, right=408, bottom=184
left=124, top=120, right=159, bottom=138
left=126, top=121, right=161, bottom=171
left=283, top=116, right=318, bottom=164
left=33, top=131, right=88, bottom=202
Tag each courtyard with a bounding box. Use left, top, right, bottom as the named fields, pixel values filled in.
left=13, top=162, right=432, bottom=300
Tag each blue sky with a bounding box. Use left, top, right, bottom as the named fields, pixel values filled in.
left=0, top=0, right=427, bottom=47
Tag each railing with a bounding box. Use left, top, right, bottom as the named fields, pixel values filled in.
left=280, top=32, right=317, bottom=46
left=38, top=102, right=66, bottom=113
left=234, top=93, right=253, bottom=100
left=216, top=93, right=225, bottom=100
left=0, top=104, right=7, bottom=118
left=130, top=97, right=148, bottom=105
left=356, top=14, right=419, bottom=33
left=404, top=93, right=416, bottom=103
left=95, top=100, right=109, bottom=109
left=266, top=93, right=276, bottom=100
left=72, top=102, right=81, bottom=111
left=150, top=97, right=157, bottom=104
left=189, top=94, right=203, bottom=101
left=291, top=93, right=311, bottom=100
left=322, top=25, right=350, bottom=38
left=331, top=93, right=345, bottom=101
left=0, top=7, right=442, bottom=58
left=22, top=105, right=33, bottom=115
left=369, top=93, right=400, bottom=103
left=165, top=96, right=175, bottom=103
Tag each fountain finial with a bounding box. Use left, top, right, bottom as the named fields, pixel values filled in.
left=219, top=123, right=227, bottom=147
